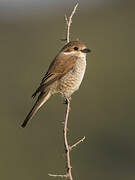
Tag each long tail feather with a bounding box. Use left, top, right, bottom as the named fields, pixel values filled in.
left=21, top=91, right=51, bottom=128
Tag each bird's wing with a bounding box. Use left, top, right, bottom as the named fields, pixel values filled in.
left=32, top=53, right=77, bottom=98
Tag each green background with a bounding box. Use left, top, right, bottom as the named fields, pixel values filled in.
left=1, top=0, right=135, bottom=179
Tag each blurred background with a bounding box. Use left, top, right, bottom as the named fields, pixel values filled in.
left=1, top=0, right=135, bottom=179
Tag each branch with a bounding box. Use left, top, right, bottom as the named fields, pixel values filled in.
left=70, top=136, right=86, bottom=151
left=49, top=98, right=72, bottom=179
left=63, top=98, right=72, bottom=179
left=48, top=174, right=67, bottom=178
left=65, top=3, right=79, bottom=43
left=49, top=3, right=85, bottom=180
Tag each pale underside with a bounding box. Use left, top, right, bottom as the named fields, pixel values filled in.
left=49, top=54, right=86, bottom=98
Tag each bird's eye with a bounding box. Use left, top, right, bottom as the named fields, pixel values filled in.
left=74, top=47, right=78, bottom=51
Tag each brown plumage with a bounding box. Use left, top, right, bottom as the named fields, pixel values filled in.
left=21, top=41, right=91, bottom=128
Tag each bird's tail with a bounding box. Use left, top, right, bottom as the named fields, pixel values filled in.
left=21, top=91, right=51, bottom=128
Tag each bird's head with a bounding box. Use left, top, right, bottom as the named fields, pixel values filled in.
left=60, top=41, right=91, bottom=57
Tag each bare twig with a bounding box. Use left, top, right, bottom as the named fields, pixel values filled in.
left=63, top=98, right=72, bottom=180
left=48, top=174, right=67, bottom=178
left=49, top=98, right=72, bottom=179
left=65, top=3, right=79, bottom=43
left=65, top=14, right=69, bottom=26
left=49, top=3, right=85, bottom=180
left=70, top=136, right=86, bottom=151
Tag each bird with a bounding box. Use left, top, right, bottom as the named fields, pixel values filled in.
left=21, top=40, right=91, bottom=128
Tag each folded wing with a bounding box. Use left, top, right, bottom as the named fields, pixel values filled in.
left=32, top=53, right=77, bottom=98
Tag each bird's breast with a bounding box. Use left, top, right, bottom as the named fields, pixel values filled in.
left=58, top=56, right=86, bottom=98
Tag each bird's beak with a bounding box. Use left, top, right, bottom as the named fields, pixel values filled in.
left=81, top=48, right=91, bottom=53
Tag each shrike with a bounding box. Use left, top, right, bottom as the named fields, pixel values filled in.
left=21, top=41, right=91, bottom=128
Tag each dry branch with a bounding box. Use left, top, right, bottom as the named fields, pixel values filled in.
left=70, top=136, right=86, bottom=151
left=65, top=3, right=78, bottom=43
left=49, top=3, right=85, bottom=180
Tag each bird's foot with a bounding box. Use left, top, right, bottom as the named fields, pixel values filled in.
left=63, top=97, right=71, bottom=105
left=63, top=98, right=68, bottom=105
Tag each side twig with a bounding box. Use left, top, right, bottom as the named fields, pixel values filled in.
left=70, top=136, right=86, bottom=151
